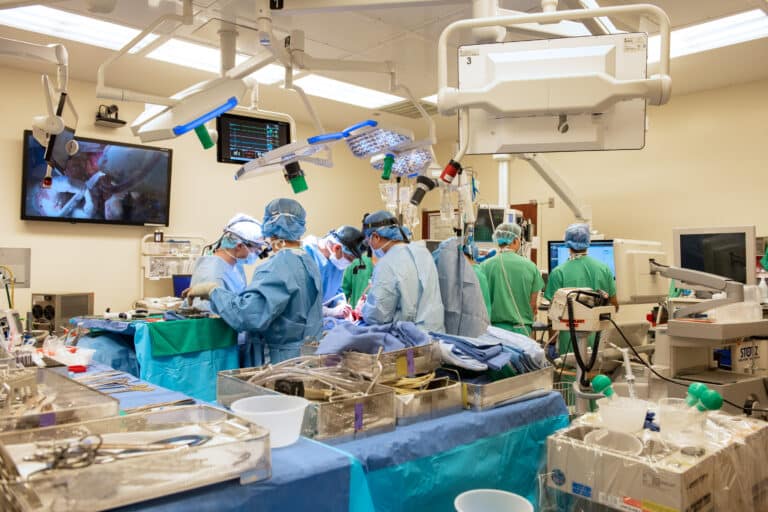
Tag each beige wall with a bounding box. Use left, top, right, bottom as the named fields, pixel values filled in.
left=2, top=63, right=767, bottom=320
left=0, top=66, right=383, bottom=314
left=432, top=78, right=768, bottom=268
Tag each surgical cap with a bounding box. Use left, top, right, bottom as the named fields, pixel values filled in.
left=493, top=223, right=522, bottom=247
left=329, top=225, right=365, bottom=259
left=223, top=213, right=264, bottom=245
left=362, top=210, right=411, bottom=241
left=564, top=223, right=591, bottom=251
left=262, top=198, right=307, bottom=241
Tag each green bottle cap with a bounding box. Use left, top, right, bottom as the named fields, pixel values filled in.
left=697, top=389, right=723, bottom=411
left=194, top=124, right=214, bottom=149
left=289, top=174, right=308, bottom=194
left=688, top=382, right=708, bottom=398
left=591, top=374, right=613, bottom=397
left=381, top=154, right=394, bottom=180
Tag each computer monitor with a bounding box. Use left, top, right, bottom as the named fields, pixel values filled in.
left=474, top=206, right=522, bottom=250
left=548, top=240, right=615, bottom=277
left=613, top=239, right=668, bottom=304
left=216, top=112, right=291, bottom=164
left=673, top=226, right=756, bottom=285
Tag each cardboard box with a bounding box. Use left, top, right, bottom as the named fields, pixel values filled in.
left=547, top=416, right=768, bottom=512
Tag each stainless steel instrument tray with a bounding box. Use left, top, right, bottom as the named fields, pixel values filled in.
left=463, top=366, right=554, bottom=411
left=342, top=342, right=441, bottom=381
left=390, top=378, right=463, bottom=425
left=218, top=366, right=396, bottom=442
left=0, top=368, right=119, bottom=432
left=0, top=405, right=271, bottom=512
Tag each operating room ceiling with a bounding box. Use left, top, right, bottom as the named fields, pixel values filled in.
left=0, top=0, right=767, bottom=135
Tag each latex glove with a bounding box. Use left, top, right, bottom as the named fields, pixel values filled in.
left=323, top=302, right=352, bottom=319
left=185, top=282, right=219, bottom=300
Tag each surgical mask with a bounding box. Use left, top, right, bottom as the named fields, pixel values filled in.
left=372, top=240, right=392, bottom=259
left=329, top=252, right=351, bottom=271
left=243, top=251, right=260, bottom=265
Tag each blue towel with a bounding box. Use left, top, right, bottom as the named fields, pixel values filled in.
left=429, top=332, right=512, bottom=371
left=316, top=321, right=430, bottom=355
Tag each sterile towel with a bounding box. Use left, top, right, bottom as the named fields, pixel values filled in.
left=429, top=332, right=512, bottom=371
left=316, top=321, right=430, bottom=355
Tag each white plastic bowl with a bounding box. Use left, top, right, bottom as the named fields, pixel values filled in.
left=584, top=428, right=643, bottom=456
left=598, top=397, right=649, bottom=433
left=231, top=395, right=309, bottom=448
left=454, top=489, right=533, bottom=512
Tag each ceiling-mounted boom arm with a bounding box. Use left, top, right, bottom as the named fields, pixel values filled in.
left=519, top=153, right=590, bottom=223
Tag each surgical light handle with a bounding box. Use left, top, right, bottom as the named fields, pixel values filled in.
left=437, top=4, right=672, bottom=109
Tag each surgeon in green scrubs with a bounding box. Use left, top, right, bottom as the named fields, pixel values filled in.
left=544, top=223, right=617, bottom=354
left=479, top=223, right=544, bottom=336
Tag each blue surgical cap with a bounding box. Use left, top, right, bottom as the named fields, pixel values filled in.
left=564, top=223, right=591, bottom=251
left=493, top=223, right=521, bottom=247
left=362, top=210, right=410, bottom=241
left=262, top=198, right=306, bottom=241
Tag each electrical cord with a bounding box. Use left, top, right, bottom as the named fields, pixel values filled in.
left=567, top=293, right=602, bottom=387
left=607, top=317, right=768, bottom=415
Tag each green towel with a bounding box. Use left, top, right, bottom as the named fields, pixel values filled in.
left=147, top=318, right=237, bottom=357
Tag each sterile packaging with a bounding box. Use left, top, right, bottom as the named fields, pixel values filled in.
left=0, top=405, right=271, bottom=512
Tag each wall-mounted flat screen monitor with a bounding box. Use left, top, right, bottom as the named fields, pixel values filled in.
left=21, top=130, right=172, bottom=226
left=216, top=112, right=291, bottom=164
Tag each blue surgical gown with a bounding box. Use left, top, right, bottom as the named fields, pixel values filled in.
left=304, top=236, right=344, bottom=304
left=362, top=243, right=445, bottom=332
left=188, top=255, right=247, bottom=311
left=210, top=248, right=323, bottom=365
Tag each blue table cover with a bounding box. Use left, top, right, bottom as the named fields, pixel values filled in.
left=71, top=365, right=568, bottom=511
left=337, top=392, right=569, bottom=511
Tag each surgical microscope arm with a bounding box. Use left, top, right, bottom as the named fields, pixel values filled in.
left=649, top=259, right=745, bottom=318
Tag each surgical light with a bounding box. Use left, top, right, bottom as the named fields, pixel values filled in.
left=344, top=121, right=413, bottom=158
left=371, top=148, right=432, bottom=178
left=131, top=76, right=247, bottom=146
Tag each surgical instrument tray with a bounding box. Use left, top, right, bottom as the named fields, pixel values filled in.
left=462, top=366, right=554, bottom=411
left=218, top=360, right=396, bottom=442
left=0, top=368, right=118, bottom=432
left=342, top=342, right=441, bottom=381
left=0, top=405, right=271, bottom=511
left=388, top=377, right=463, bottom=425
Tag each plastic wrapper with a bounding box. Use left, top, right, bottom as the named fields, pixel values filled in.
left=218, top=358, right=396, bottom=442
left=540, top=409, right=768, bottom=511
left=0, top=405, right=271, bottom=511
left=0, top=368, right=118, bottom=432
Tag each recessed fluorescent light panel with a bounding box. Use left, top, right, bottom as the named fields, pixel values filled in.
left=421, top=94, right=437, bottom=104
left=0, top=5, right=156, bottom=51
left=648, top=9, right=768, bottom=63
left=293, top=74, right=403, bottom=109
